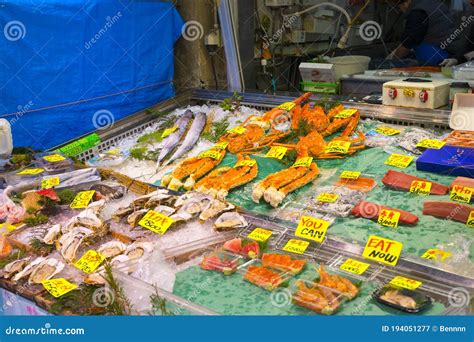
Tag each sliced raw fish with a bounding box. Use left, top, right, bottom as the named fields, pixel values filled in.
left=382, top=170, right=449, bottom=195
left=449, top=177, right=474, bottom=191
left=351, top=200, right=419, bottom=225
left=422, top=201, right=473, bottom=223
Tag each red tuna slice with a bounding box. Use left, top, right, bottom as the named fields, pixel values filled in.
left=423, top=201, right=473, bottom=223
left=450, top=177, right=474, bottom=191
left=240, top=240, right=260, bottom=259
left=382, top=170, right=449, bottom=195
left=351, top=200, right=419, bottom=225
left=223, top=238, right=242, bottom=254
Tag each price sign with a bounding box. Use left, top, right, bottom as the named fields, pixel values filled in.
left=362, top=235, right=403, bottom=266
left=17, top=168, right=44, bottom=176
left=450, top=185, right=473, bottom=203
left=384, top=154, right=414, bottom=168
left=325, top=141, right=351, bottom=154
left=228, top=126, right=246, bottom=135
left=334, top=108, right=358, bottom=119
left=295, top=216, right=329, bottom=243
left=409, top=180, right=432, bottom=196
left=421, top=248, right=452, bottom=261
left=416, top=139, right=445, bottom=150
left=339, top=258, right=370, bottom=275
left=265, top=146, right=287, bottom=160
left=198, top=150, right=222, bottom=160
left=340, top=170, right=361, bottom=180
left=74, top=250, right=105, bottom=274
left=389, top=276, right=422, bottom=290
left=277, top=102, right=296, bottom=111
left=0, top=222, right=17, bottom=233
left=235, top=159, right=256, bottom=168
left=292, top=157, right=313, bottom=168
left=41, top=177, right=60, bottom=189
left=213, top=141, right=229, bottom=150
left=282, top=239, right=309, bottom=255
left=377, top=209, right=401, bottom=229
left=162, top=126, right=177, bottom=138
left=138, top=210, right=174, bottom=235
left=42, top=278, right=78, bottom=298
left=466, top=210, right=474, bottom=228
left=375, top=126, right=401, bottom=136
left=70, top=190, right=95, bottom=209
left=43, top=154, right=66, bottom=163
left=316, top=193, right=339, bottom=203
left=247, top=228, right=273, bottom=242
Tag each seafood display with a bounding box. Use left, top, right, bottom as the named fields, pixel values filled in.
left=317, top=265, right=359, bottom=300
left=444, top=130, right=474, bottom=148
left=351, top=201, right=419, bottom=225
left=309, top=186, right=366, bottom=217
left=261, top=253, right=306, bottom=274
left=422, top=201, right=473, bottom=223
left=382, top=170, right=449, bottom=195
left=223, top=238, right=260, bottom=258
left=292, top=280, right=341, bottom=315
left=243, top=265, right=286, bottom=291
left=200, top=251, right=241, bottom=275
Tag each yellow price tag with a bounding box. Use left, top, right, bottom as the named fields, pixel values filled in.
left=316, top=193, right=339, bottom=203
left=377, top=209, right=401, bottom=229
left=282, top=239, right=309, bottom=255
left=41, top=177, right=60, bottom=189
left=409, top=180, right=432, bottom=196
left=265, top=146, right=287, bottom=160
left=198, top=150, right=222, bottom=160
left=43, top=154, right=66, bottom=163
left=74, top=250, right=106, bottom=274
left=247, top=228, right=273, bottom=242
left=138, top=210, right=174, bottom=235
left=340, top=170, right=361, bottom=180
left=292, top=157, right=313, bottom=168
left=235, top=159, right=256, bottom=168
left=1, top=222, right=17, bottom=233
left=334, top=108, right=358, bottom=119
left=339, top=258, right=370, bottom=275
left=416, top=139, right=445, bottom=150
left=17, top=168, right=44, bottom=176
left=277, top=102, right=296, bottom=111
left=466, top=210, right=474, bottom=228
left=421, top=248, right=452, bottom=261
left=162, top=126, right=178, bottom=138
left=70, top=190, right=95, bottom=209
left=389, top=276, right=422, bottom=290
left=384, top=154, right=414, bottom=168
left=213, top=141, right=229, bottom=150
left=325, top=141, right=351, bottom=154
left=362, top=235, right=403, bottom=266
left=42, top=278, right=78, bottom=298
left=450, top=185, right=473, bottom=203
left=375, top=126, right=401, bottom=136
left=106, top=149, right=120, bottom=154
left=228, top=126, right=246, bottom=135
left=295, top=216, right=329, bottom=243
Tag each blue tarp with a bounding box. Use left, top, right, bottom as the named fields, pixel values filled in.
left=0, top=0, right=184, bottom=150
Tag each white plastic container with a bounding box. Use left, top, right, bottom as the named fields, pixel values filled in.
left=450, top=93, right=474, bottom=131
left=328, top=55, right=371, bottom=81
left=0, top=119, right=13, bottom=159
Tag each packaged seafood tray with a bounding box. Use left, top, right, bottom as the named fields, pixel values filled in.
left=306, top=185, right=367, bottom=217
left=329, top=171, right=378, bottom=193
left=85, top=148, right=130, bottom=168
left=237, top=258, right=293, bottom=291
left=311, top=264, right=363, bottom=300
left=270, top=201, right=337, bottom=226
left=395, top=127, right=444, bottom=155
left=373, top=284, right=433, bottom=314
left=33, top=152, right=74, bottom=174
left=200, top=250, right=244, bottom=275
left=260, top=251, right=308, bottom=275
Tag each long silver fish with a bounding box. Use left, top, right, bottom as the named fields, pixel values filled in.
left=163, top=112, right=207, bottom=167
left=156, top=110, right=193, bottom=166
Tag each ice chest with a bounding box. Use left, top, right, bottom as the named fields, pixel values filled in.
left=382, top=78, right=450, bottom=109
left=416, top=145, right=474, bottom=177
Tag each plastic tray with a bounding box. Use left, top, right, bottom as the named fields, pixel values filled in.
left=238, top=259, right=292, bottom=291
left=290, top=279, right=346, bottom=315
left=200, top=250, right=243, bottom=275
left=373, top=284, right=432, bottom=313
left=34, top=152, right=74, bottom=174
left=261, top=252, right=307, bottom=275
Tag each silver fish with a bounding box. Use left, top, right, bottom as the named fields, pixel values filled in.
left=163, top=112, right=207, bottom=166
left=156, top=110, right=193, bottom=166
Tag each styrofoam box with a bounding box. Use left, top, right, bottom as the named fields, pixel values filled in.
left=299, top=62, right=336, bottom=83
left=450, top=93, right=474, bottom=131
left=382, top=79, right=450, bottom=109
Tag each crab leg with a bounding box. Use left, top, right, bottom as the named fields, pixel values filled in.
left=217, top=162, right=258, bottom=200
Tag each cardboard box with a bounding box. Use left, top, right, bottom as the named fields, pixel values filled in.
left=299, top=62, right=336, bottom=83
left=416, top=145, right=474, bottom=177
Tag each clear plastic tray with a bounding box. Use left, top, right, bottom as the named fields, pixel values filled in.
left=312, top=264, right=363, bottom=300
left=373, top=284, right=432, bottom=314
left=261, top=252, right=307, bottom=275
left=330, top=171, right=378, bottom=193
left=200, top=250, right=243, bottom=275
left=290, top=279, right=346, bottom=315
left=307, top=185, right=367, bottom=217
left=453, top=61, right=474, bottom=80
left=238, top=259, right=292, bottom=291
left=34, top=152, right=74, bottom=174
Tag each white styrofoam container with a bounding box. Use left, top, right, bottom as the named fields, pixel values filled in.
left=382, top=79, right=450, bottom=109
left=328, top=55, right=371, bottom=81
left=0, top=119, right=13, bottom=159
left=450, top=93, right=474, bottom=131
left=299, top=62, right=336, bottom=83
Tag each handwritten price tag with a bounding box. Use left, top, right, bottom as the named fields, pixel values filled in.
left=162, top=126, right=178, bottom=138
left=325, top=141, right=350, bottom=154
left=450, top=185, right=473, bottom=203
left=292, top=157, right=313, bottom=168
left=17, top=168, right=44, bottom=176
left=416, top=139, right=445, bottom=150
left=247, top=228, right=273, bottom=242
left=466, top=210, right=474, bottom=228
left=198, top=150, right=221, bottom=160
left=334, top=108, right=358, bottom=119
left=389, top=276, right=422, bottom=290
left=228, top=126, right=246, bottom=135
left=339, top=258, right=370, bottom=275
left=340, top=170, right=361, bottom=180
left=316, top=193, right=339, bottom=203
left=409, top=180, right=432, bottom=196
left=138, top=210, right=174, bottom=235
left=421, top=248, right=452, bottom=261
left=377, top=209, right=401, bottom=229
left=74, top=250, right=106, bottom=274
left=70, top=190, right=95, bottom=209
left=384, top=154, right=414, bottom=168
left=235, top=159, right=256, bottom=168
left=42, top=278, right=78, bottom=298
left=43, top=154, right=66, bottom=163
left=41, top=177, right=60, bottom=189
left=375, top=126, right=401, bottom=136
left=265, top=146, right=287, bottom=160
left=282, top=239, right=309, bottom=255
left=213, top=141, right=229, bottom=150
left=0, top=222, right=17, bottom=233
left=295, top=216, right=329, bottom=243
left=362, top=235, right=403, bottom=266
left=277, top=102, right=296, bottom=111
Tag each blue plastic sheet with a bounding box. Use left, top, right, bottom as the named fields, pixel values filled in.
left=0, top=0, right=184, bottom=149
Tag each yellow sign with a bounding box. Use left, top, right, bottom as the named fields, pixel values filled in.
left=384, top=154, right=414, bottom=168
left=41, top=177, right=60, bottom=189
left=416, top=139, right=445, bottom=150
left=377, top=209, right=401, bottom=229
left=389, top=276, right=422, bottom=290
left=375, top=126, right=401, bottom=136
left=213, top=141, right=229, bottom=150
left=292, top=157, right=313, bottom=168
left=325, top=141, right=351, bottom=154
left=43, top=154, right=66, bottom=163
left=70, top=190, right=95, bottom=209
left=282, top=239, right=310, bottom=255
left=362, top=235, right=403, bottom=266
left=421, top=249, right=452, bottom=261
left=450, top=185, right=473, bottom=203
left=265, top=146, right=287, bottom=160
left=198, top=150, right=221, bottom=160
left=277, top=102, right=296, bottom=111
left=138, top=210, right=174, bottom=235
left=409, top=180, right=432, bottom=196
left=17, top=168, right=44, bottom=176
left=466, top=210, right=474, bottom=228
left=235, top=159, right=256, bottom=168
left=106, top=149, right=120, bottom=154
left=0, top=222, right=17, bottom=233
left=74, top=250, right=106, bottom=274
left=247, top=228, right=273, bottom=242
left=340, top=170, right=361, bottom=180
left=161, top=126, right=178, bottom=138
left=316, top=193, right=339, bottom=203
left=295, top=216, right=329, bottom=243
left=228, top=126, right=246, bottom=135
left=42, top=278, right=78, bottom=298
left=403, top=88, right=415, bottom=97
left=334, top=108, right=358, bottom=119
left=339, top=258, right=370, bottom=275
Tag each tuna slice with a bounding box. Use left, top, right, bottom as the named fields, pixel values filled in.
left=382, top=170, right=449, bottom=195
left=422, top=201, right=473, bottom=223
left=351, top=200, right=419, bottom=225
left=449, top=177, right=474, bottom=191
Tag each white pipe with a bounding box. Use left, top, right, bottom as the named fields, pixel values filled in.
left=284, top=2, right=351, bottom=25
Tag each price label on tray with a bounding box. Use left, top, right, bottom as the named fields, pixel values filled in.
left=316, top=193, right=339, bottom=203
left=389, top=276, right=422, bottom=290
left=213, top=141, right=229, bottom=150
left=0, top=222, right=17, bottom=233
left=450, top=185, right=473, bottom=203
left=292, top=157, right=313, bottom=168
left=74, top=250, right=106, bottom=274
left=339, top=258, right=370, bottom=275
left=138, top=210, right=174, bottom=235
left=409, top=180, right=432, bottom=196
left=265, top=146, right=287, bottom=160
left=282, top=239, right=309, bottom=255
left=340, top=170, right=361, bottom=180
left=277, top=102, right=296, bottom=111
left=161, top=126, right=178, bottom=138
left=247, top=228, right=273, bottom=242
left=42, top=278, right=78, bottom=298
left=362, top=235, right=403, bottom=266
left=416, top=139, right=445, bottom=150
left=43, top=154, right=66, bottom=163
left=227, top=126, right=246, bottom=135
left=466, top=210, right=474, bottom=228
left=325, top=141, right=350, bottom=154
left=375, top=126, right=401, bottom=136
left=295, top=216, right=329, bottom=243
left=334, top=108, right=357, bottom=119
left=70, top=190, right=95, bottom=209
left=421, top=248, right=452, bottom=261
left=41, top=176, right=60, bottom=189
left=198, top=150, right=221, bottom=160
left=235, top=159, right=256, bottom=168
left=17, top=168, right=44, bottom=175
left=377, top=209, right=400, bottom=229
left=384, top=154, right=414, bottom=168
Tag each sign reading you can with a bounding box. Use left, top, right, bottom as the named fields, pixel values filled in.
left=295, top=216, right=329, bottom=243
